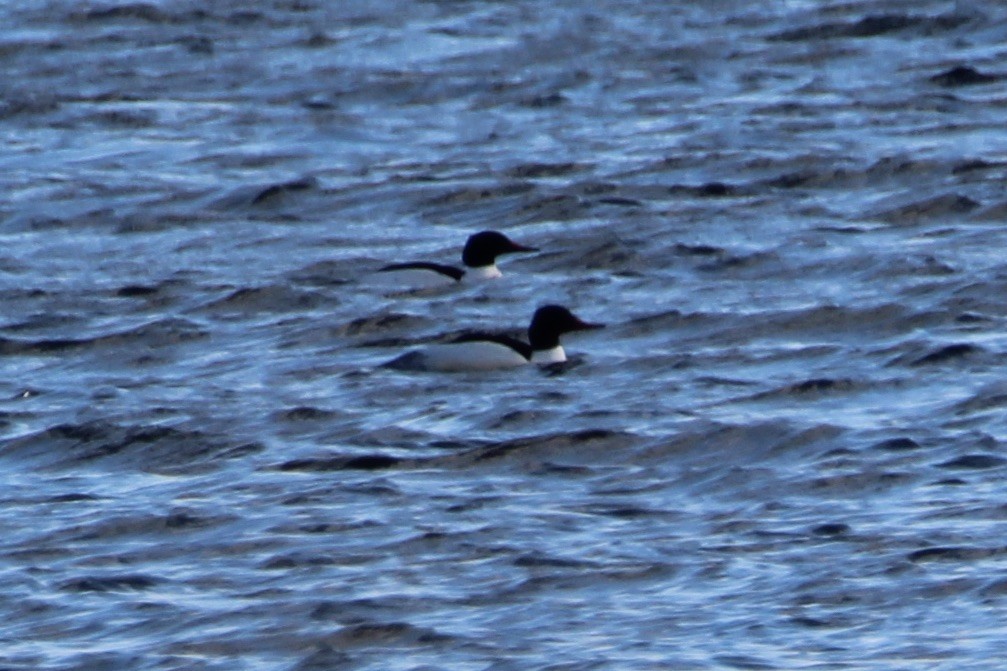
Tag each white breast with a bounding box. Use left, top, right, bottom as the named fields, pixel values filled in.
left=465, top=264, right=502, bottom=280
left=531, top=345, right=566, bottom=364
left=418, top=340, right=529, bottom=372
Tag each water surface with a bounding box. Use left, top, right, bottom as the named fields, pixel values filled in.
left=3, top=1, right=1007, bottom=669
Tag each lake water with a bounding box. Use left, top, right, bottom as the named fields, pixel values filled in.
left=3, top=1, right=1007, bottom=669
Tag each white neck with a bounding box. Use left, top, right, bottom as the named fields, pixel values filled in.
left=465, top=264, right=502, bottom=280
left=531, top=345, right=566, bottom=364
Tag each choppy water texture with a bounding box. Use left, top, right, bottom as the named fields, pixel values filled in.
left=3, top=1, right=1007, bottom=668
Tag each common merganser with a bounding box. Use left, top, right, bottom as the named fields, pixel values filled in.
left=385, top=305, right=604, bottom=372
left=376, top=230, right=537, bottom=290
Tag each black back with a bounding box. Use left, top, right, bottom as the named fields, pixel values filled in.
left=377, top=261, right=464, bottom=281
left=451, top=332, right=533, bottom=360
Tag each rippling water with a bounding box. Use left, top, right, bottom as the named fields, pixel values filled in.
left=3, top=1, right=1007, bottom=668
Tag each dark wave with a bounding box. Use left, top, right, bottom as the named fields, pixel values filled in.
left=0, top=318, right=208, bottom=355
left=1, top=420, right=263, bottom=473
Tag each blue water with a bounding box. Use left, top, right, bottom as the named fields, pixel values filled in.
left=3, top=1, right=1007, bottom=669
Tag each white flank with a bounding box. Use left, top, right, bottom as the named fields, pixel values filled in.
left=531, top=345, right=566, bottom=364
left=369, top=267, right=458, bottom=292
left=421, top=341, right=528, bottom=372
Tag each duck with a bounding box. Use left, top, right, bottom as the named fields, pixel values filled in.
left=375, top=230, right=537, bottom=290
left=385, top=305, right=604, bottom=372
